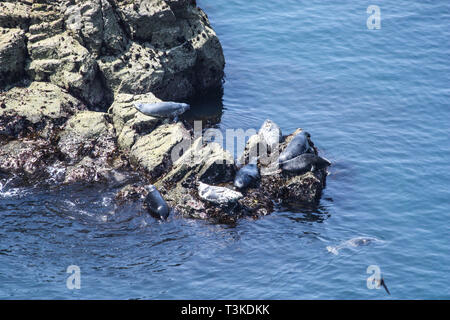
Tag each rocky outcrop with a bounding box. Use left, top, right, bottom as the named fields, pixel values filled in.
left=0, top=81, right=86, bottom=140
left=109, top=92, right=162, bottom=151
left=129, top=122, right=190, bottom=180
left=0, top=28, right=27, bottom=87
left=1, top=0, right=225, bottom=108
left=0, top=1, right=330, bottom=224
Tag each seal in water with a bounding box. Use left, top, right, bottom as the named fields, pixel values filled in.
left=234, top=163, right=260, bottom=189
left=134, top=101, right=190, bottom=118
left=198, top=182, right=243, bottom=205
left=144, top=185, right=170, bottom=219
left=281, top=153, right=331, bottom=173
left=326, top=237, right=382, bottom=255
left=278, top=131, right=313, bottom=163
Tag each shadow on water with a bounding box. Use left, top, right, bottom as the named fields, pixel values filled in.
left=182, top=87, right=224, bottom=129
left=277, top=200, right=332, bottom=224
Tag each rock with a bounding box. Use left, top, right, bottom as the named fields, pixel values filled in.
left=96, top=1, right=224, bottom=100
left=63, top=156, right=126, bottom=185
left=0, top=28, right=27, bottom=87
left=0, top=82, right=86, bottom=140
left=0, top=138, right=57, bottom=177
left=63, top=0, right=127, bottom=57
left=27, top=32, right=110, bottom=109
left=1, top=0, right=225, bottom=105
left=0, top=2, right=32, bottom=30
left=160, top=137, right=235, bottom=186
left=129, top=122, right=190, bottom=180
left=261, top=171, right=326, bottom=204
left=238, top=190, right=274, bottom=218
left=115, top=184, right=146, bottom=205
left=113, top=0, right=177, bottom=41
left=57, top=111, right=117, bottom=164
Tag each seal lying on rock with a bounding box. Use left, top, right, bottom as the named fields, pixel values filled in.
left=134, top=101, right=190, bottom=118
left=144, top=185, right=170, bottom=219
left=198, top=182, right=243, bottom=204
left=278, top=131, right=313, bottom=163
left=234, top=163, right=260, bottom=189
left=281, top=153, right=331, bottom=173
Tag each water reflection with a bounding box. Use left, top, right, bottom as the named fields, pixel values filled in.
left=277, top=200, right=332, bottom=224
left=182, top=87, right=224, bottom=128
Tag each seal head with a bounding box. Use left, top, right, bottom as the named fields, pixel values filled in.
left=234, top=163, right=260, bottom=189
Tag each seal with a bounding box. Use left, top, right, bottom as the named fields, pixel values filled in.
left=144, top=185, right=170, bottom=219
left=258, top=119, right=282, bottom=153
left=281, top=153, right=331, bottom=173
left=134, top=101, right=190, bottom=118
left=326, top=237, right=382, bottom=255
left=234, top=163, right=260, bottom=189
left=198, top=182, right=243, bottom=205
left=278, top=131, right=313, bottom=163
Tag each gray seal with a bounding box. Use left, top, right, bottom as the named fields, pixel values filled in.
left=198, top=182, right=243, bottom=204
left=258, top=119, right=282, bottom=153
left=281, top=153, right=331, bottom=173
left=278, top=131, right=313, bottom=163
left=134, top=101, right=190, bottom=118
left=326, top=237, right=382, bottom=255
left=144, top=185, right=170, bottom=219
left=234, top=163, right=260, bottom=189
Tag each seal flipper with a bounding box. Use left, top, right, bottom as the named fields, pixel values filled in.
left=380, top=278, right=390, bottom=295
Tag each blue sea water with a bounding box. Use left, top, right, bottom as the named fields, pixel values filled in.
left=0, top=0, right=449, bottom=299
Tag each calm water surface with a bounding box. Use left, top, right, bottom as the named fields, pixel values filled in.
left=0, top=0, right=449, bottom=299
